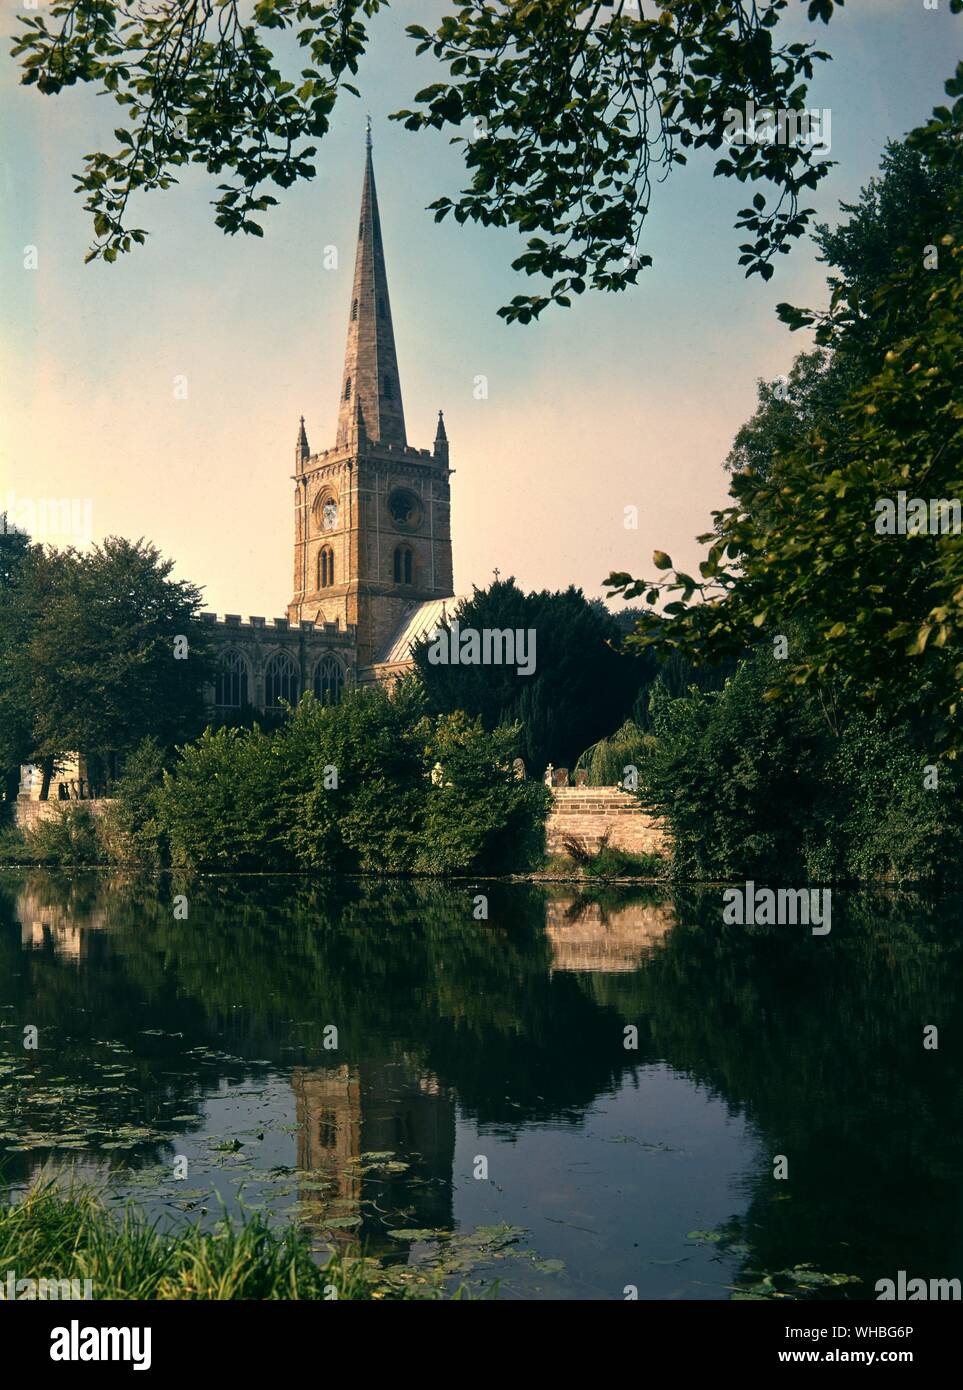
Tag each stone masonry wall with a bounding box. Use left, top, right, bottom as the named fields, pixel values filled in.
left=545, top=787, right=667, bottom=857
left=13, top=799, right=114, bottom=831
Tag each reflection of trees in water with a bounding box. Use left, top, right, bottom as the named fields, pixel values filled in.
left=1, top=871, right=962, bottom=1290
left=601, top=888, right=963, bottom=1293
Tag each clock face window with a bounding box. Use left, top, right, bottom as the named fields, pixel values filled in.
left=321, top=499, right=338, bottom=530
left=388, top=489, right=421, bottom=530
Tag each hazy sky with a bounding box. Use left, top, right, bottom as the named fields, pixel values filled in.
left=0, top=1, right=957, bottom=616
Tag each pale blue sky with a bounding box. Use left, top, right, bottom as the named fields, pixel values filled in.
left=0, top=1, right=958, bottom=615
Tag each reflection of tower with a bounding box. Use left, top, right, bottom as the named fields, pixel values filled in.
left=293, top=1059, right=456, bottom=1259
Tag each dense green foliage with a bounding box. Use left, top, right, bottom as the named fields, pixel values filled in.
left=0, top=537, right=211, bottom=799
left=574, top=719, right=652, bottom=787
left=101, top=738, right=172, bottom=870
left=0, top=528, right=33, bottom=803
left=8, top=0, right=867, bottom=317
left=162, top=724, right=287, bottom=872
left=412, top=579, right=652, bottom=772
left=725, top=141, right=960, bottom=488
left=637, top=647, right=963, bottom=883
left=143, top=684, right=550, bottom=875
left=608, top=92, right=963, bottom=753
left=0, top=805, right=105, bottom=867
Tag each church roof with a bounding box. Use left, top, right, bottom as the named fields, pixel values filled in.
left=336, top=125, right=407, bottom=449
left=374, top=595, right=470, bottom=668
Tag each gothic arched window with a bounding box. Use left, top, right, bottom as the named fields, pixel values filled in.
left=214, top=650, right=249, bottom=708
left=393, top=545, right=413, bottom=585
left=265, top=651, right=300, bottom=708
left=318, top=545, right=334, bottom=589
left=343, top=377, right=351, bottom=401
left=313, top=654, right=344, bottom=706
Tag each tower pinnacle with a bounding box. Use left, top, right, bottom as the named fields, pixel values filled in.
left=336, top=126, right=407, bottom=449
left=434, top=409, right=449, bottom=464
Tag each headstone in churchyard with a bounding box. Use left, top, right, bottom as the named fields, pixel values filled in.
left=512, top=757, right=526, bottom=781
left=574, top=768, right=589, bottom=787
left=544, top=763, right=554, bottom=786
left=554, top=767, right=569, bottom=787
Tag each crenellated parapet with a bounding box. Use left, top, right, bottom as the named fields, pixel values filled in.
left=199, top=612, right=356, bottom=642
left=199, top=612, right=357, bottom=714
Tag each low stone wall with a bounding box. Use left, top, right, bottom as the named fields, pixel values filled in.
left=545, top=787, right=666, bottom=857
left=12, top=799, right=114, bottom=831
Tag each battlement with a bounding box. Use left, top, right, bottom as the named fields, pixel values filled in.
left=200, top=612, right=356, bottom=641
left=301, top=441, right=437, bottom=472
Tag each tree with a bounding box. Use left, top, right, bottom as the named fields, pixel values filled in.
left=726, top=139, right=960, bottom=487
left=9, top=0, right=871, bottom=320
left=155, top=683, right=550, bottom=874
left=0, top=525, right=36, bottom=802
left=607, top=83, right=963, bottom=753
left=278, top=681, right=428, bottom=873
left=162, top=724, right=290, bottom=871
left=417, top=710, right=551, bottom=873
left=636, top=647, right=963, bottom=882
left=4, top=537, right=213, bottom=795
left=411, top=578, right=651, bottom=771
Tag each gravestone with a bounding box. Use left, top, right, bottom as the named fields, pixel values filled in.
left=512, top=757, right=526, bottom=781
left=574, top=768, right=589, bottom=787
left=554, top=767, right=569, bottom=787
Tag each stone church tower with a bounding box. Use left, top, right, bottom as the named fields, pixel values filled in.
left=288, top=126, right=454, bottom=674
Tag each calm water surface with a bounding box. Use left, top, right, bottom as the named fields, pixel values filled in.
left=1, top=871, right=961, bottom=1299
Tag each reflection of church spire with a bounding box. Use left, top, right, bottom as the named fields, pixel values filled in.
left=336, top=125, right=407, bottom=449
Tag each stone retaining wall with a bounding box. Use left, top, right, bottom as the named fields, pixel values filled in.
left=545, top=787, right=666, bottom=857
left=12, top=799, right=114, bottom=831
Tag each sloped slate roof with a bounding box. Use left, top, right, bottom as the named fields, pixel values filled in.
left=375, top=594, right=470, bottom=667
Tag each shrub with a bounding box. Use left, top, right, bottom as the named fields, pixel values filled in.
left=416, top=712, right=551, bottom=874
left=102, top=737, right=170, bottom=867
left=638, top=648, right=963, bottom=883
left=100, top=683, right=553, bottom=877
left=278, top=684, right=428, bottom=873
left=160, top=725, right=289, bottom=872
left=10, top=805, right=106, bottom=866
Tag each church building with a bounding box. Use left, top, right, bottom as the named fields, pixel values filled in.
left=201, top=127, right=461, bottom=716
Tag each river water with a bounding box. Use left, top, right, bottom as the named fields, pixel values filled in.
left=1, top=870, right=960, bottom=1299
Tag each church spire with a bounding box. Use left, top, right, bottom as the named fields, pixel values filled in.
left=336, top=124, right=407, bottom=449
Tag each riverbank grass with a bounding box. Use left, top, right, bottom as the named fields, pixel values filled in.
left=0, top=1181, right=444, bottom=1300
